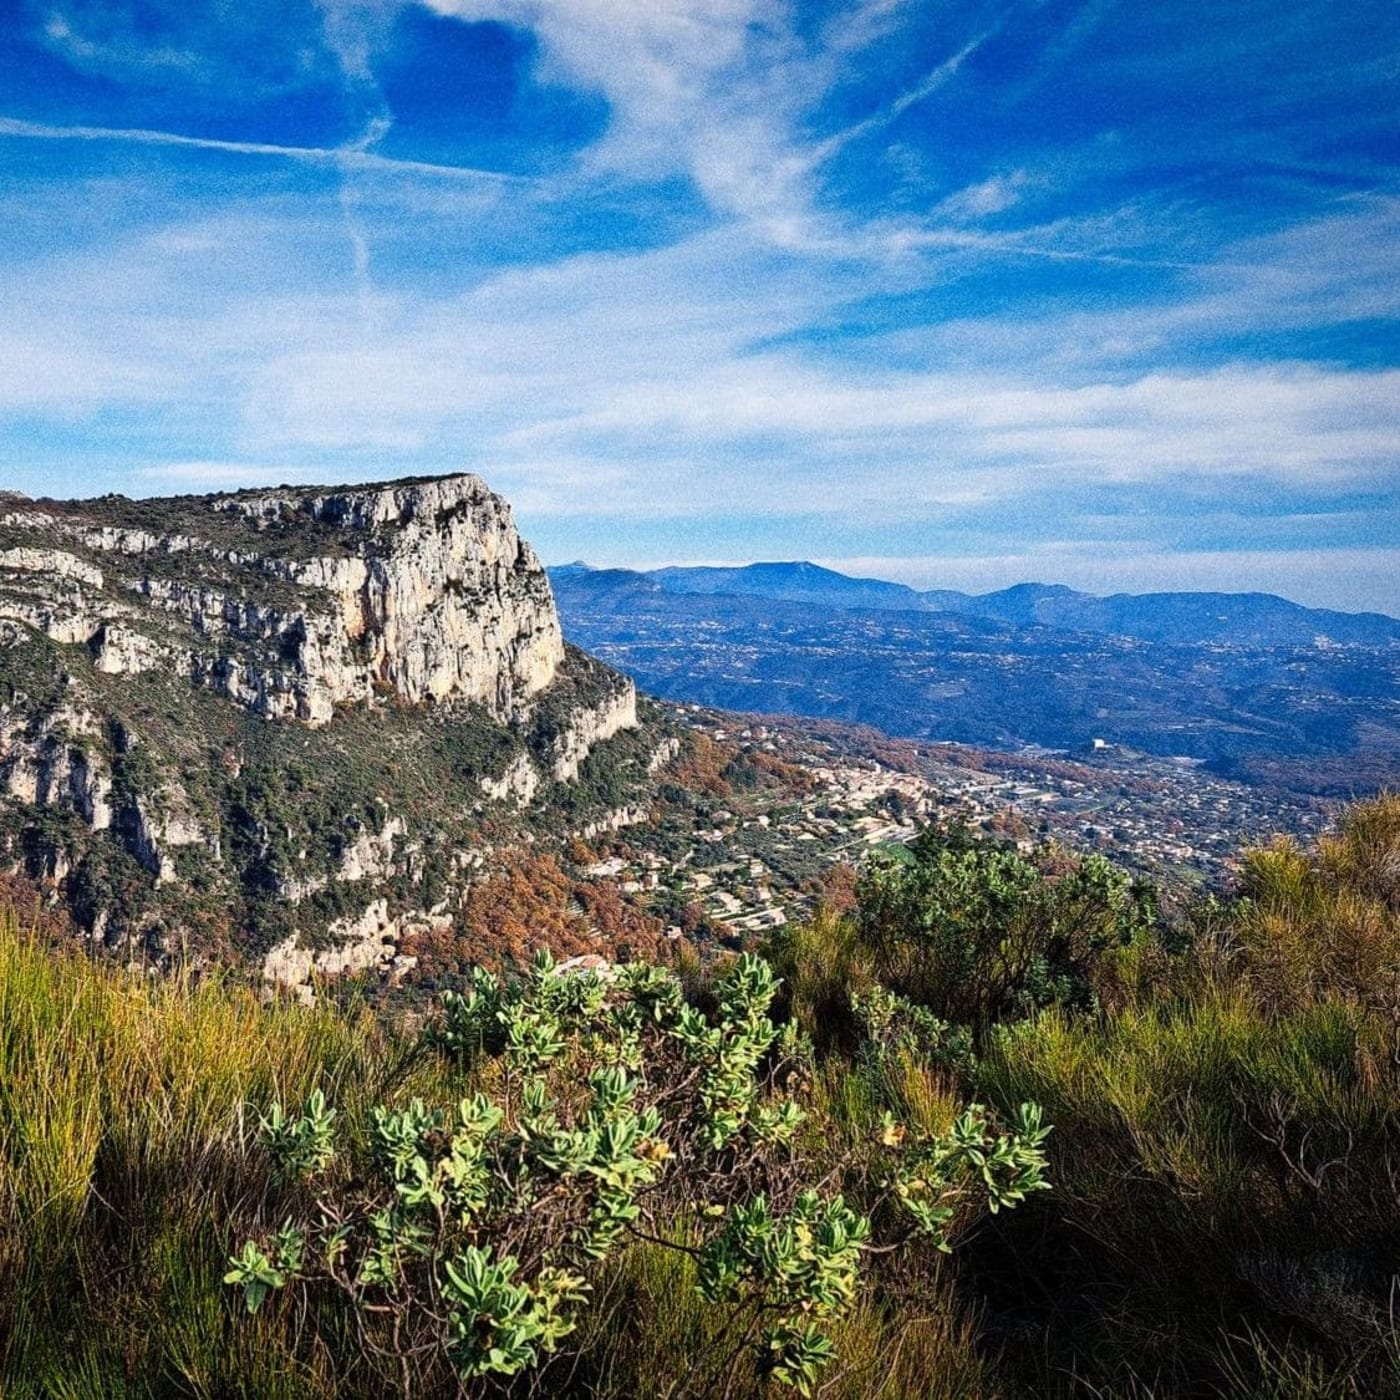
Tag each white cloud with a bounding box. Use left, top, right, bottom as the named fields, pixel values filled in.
left=496, top=354, right=1400, bottom=498
left=932, top=171, right=1031, bottom=221
left=420, top=0, right=882, bottom=244
left=314, top=0, right=402, bottom=82
left=0, top=326, right=162, bottom=412
left=0, top=117, right=528, bottom=183
left=815, top=31, right=987, bottom=167
left=42, top=10, right=201, bottom=75
left=3, top=190, right=1394, bottom=528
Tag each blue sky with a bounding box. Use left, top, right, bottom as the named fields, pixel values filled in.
left=1, top=0, right=1397, bottom=612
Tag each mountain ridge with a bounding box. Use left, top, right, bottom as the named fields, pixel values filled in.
left=553, top=560, right=1400, bottom=648
left=0, top=473, right=662, bottom=986
left=551, top=561, right=1400, bottom=787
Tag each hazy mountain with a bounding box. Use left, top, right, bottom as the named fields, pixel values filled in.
left=550, top=563, right=1400, bottom=787
left=932, top=582, right=1400, bottom=648
left=556, top=563, right=1400, bottom=649
left=650, top=561, right=927, bottom=611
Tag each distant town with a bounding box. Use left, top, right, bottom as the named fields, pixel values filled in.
left=573, top=703, right=1332, bottom=944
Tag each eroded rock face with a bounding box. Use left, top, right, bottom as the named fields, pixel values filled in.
left=550, top=683, right=639, bottom=782
left=0, top=473, right=566, bottom=724
left=481, top=752, right=541, bottom=805
left=1, top=701, right=112, bottom=829
left=263, top=899, right=447, bottom=1001
left=0, top=474, right=647, bottom=984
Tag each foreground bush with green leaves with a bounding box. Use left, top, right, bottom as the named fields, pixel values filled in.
left=225, top=949, right=1048, bottom=1395
left=853, top=821, right=1159, bottom=1028
left=769, top=801, right=1400, bottom=1397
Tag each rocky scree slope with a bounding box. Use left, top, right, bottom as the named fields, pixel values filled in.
left=0, top=474, right=650, bottom=988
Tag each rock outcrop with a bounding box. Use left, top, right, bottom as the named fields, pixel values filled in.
left=0, top=473, right=655, bottom=992
left=0, top=473, right=566, bottom=724
left=550, top=683, right=639, bottom=782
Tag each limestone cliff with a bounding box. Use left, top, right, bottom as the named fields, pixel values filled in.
left=0, top=473, right=656, bottom=987
left=0, top=473, right=565, bottom=724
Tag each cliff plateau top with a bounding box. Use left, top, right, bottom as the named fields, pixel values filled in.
left=0, top=471, right=568, bottom=723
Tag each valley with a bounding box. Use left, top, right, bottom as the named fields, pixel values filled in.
left=0, top=476, right=1381, bottom=1006
left=552, top=562, right=1400, bottom=794
left=568, top=704, right=1332, bottom=955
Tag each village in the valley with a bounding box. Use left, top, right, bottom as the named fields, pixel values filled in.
left=573, top=703, right=1335, bottom=942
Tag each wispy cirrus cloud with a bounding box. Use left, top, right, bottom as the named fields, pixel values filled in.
left=419, top=0, right=997, bottom=248
left=2, top=194, right=1394, bottom=516
left=42, top=10, right=199, bottom=74
left=32, top=0, right=334, bottom=96
left=0, top=0, right=1395, bottom=610
left=813, top=30, right=991, bottom=167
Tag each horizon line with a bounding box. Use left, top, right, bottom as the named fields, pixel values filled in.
left=545, top=557, right=1400, bottom=620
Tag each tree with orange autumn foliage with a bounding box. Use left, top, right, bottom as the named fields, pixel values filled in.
left=664, top=733, right=733, bottom=797
left=404, top=853, right=664, bottom=981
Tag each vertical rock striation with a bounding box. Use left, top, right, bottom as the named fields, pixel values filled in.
left=0, top=473, right=567, bottom=724
left=0, top=473, right=646, bottom=982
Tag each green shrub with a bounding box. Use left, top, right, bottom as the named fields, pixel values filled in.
left=854, top=824, right=1158, bottom=1030
left=228, top=950, right=1050, bottom=1395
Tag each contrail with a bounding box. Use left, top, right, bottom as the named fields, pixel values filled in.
left=0, top=115, right=528, bottom=184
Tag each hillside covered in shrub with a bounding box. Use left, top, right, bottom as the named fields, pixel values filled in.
left=3, top=797, right=1400, bottom=1396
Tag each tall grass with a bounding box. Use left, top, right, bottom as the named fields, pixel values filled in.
left=0, top=898, right=999, bottom=1398
left=7, top=796, right=1400, bottom=1396
left=563, top=1235, right=992, bottom=1399
left=1236, top=793, right=1400, bottom=1019
left=0, top=907, right=396, bottom=1396
left=975, top=989, right=1400, bottom=1395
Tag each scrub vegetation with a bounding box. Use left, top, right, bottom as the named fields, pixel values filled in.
left=3, top=796, right=1399, bottom=1396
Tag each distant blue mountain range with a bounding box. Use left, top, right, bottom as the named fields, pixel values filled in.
left=551, top=561, right=1400, bottom=649
left=548, top=561, right=1400, bottom=792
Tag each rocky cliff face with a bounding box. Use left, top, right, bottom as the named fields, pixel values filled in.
left=0, top=473, right=565, bottom=724
left=0, top=474, right=657, bottom=988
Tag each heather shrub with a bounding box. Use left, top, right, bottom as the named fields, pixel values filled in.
left=1237, top=794, right=1400, bottom=1018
